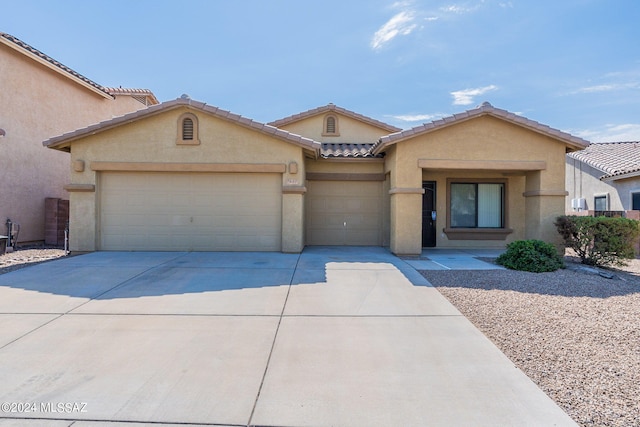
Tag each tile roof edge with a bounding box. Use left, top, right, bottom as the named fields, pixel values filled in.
left=1, top=32, right=112, bottom=99
left=374, top=102, right=590, bottom=154
left=268, top=103, right=402, bottom=133
left=43, top=97, right=321, bottom=154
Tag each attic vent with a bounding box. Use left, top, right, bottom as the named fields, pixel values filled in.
left=323, top=114, right=339, bottom=136
left=182, top=118, right=194, bottom=140
left=326, top=117, right=335, bottom=133
left=132, top=95, right=149, bottom=106
left=177, top=113, right=200, bottom=145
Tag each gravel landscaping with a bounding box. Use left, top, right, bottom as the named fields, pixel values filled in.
left=422, top=257, right=640, bottom=427
left=0, top=247, right=67, bottom=274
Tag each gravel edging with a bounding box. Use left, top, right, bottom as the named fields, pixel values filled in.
left=421, top=260, right=640, bottom=427
left=0, top=248, right=68, bottom=275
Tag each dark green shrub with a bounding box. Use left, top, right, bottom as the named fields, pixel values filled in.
left=496, top=239, right=564, bottom=272
left=555, top=215, right=640, bottom=266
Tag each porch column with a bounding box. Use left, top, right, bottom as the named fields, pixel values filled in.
left=389, top=187, right=424, bottom=255
left=524, top=171, right=567, bottom=249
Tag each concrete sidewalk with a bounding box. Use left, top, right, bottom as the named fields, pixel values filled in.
left=0, top=247, right=576, bottom=426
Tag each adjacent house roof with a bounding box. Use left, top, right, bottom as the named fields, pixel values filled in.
left=373, top=102, right=590, bottom=154
left=567, top=141, right=640, bottom=181
left=43, top=97, right=321, bottom=156
left=269, top=103, right=402, bottom=134
left=1, top=32, right=156, bottom=103
left=105, top=87, right=159, bottom=106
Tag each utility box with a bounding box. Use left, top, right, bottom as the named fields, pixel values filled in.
left=45, top=198, right=69, bottom=246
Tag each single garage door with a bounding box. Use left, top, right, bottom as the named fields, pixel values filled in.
left=306, top=180, right=382, bottom=246
left=99, top=172, right=281, bottom=251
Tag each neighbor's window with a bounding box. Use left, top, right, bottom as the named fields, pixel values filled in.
left=632, top=192, right=640, bottom=210
left=323, top=114, right=339, bottom=136
left=177, top=113, right=200, bottom=145
left=594, top=195, right=607, bottom=211
left=450, top=182, right=504, bottom=228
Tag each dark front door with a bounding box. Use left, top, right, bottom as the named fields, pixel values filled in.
left=422, top=181, right=437, bottom=247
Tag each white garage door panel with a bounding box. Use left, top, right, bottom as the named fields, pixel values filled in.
left=306, top=180, right=382, bottom=246
left=100, top=172, right=281, bottom=251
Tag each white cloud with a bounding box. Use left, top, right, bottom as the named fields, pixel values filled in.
left=440, top=2, right=484, bottom=14
left=576, top=124, right=640, bottom=143
left=371, top=10, right=418, bottom=50
left=450, top=85, right=498, bottom=105
left=574, top=82, right=640, bottom=94
left=392, top=113, right=444, bottom=122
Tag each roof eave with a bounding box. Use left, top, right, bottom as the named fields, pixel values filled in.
left=373, top=105, right=590, bottom=155
left=44, top=98, right=322, bottom=156
left=0, top=35, right=113, bottom=100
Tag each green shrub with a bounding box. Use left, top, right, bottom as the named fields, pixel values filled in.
left=496, top=239, right=564, bottom=272
left=555, top=215, right=640, bottom=266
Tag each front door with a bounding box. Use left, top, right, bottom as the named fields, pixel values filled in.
left=422, top=181, right=437, bottom=247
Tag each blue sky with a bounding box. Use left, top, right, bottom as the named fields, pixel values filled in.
left=4, top=0, right=640, bottom=142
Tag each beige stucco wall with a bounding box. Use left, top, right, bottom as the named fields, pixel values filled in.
left=278, top=113, right=390, bottom=143
left=565, top=156, right=640, bottom=212
left=67, top=107, right=307, bottom=252
left=0, top=43, right=150, bottom=243
left=386, top=116, right=569, bottom=254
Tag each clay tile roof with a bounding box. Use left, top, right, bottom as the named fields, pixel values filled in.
left=104, top=87, right=159, bottom=105
left=0, top=32, right=110, bottom=97
left=43, top=97, right=321, bottom=155
left=320, top=143, right=382, bottom=158
left=1, top=32, right=158, bottom=102
left=567, top=141, right=640, bottom=180
left=373, top=101, right=590, bottom=154
left=269, top=103, right=401, bottom=133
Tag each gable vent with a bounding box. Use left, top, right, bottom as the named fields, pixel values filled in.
left=326, top=116, right=336, bottom=134
left=182, top=118, right=194, bottom=140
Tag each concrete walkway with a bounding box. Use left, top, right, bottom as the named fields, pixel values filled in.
left=0, top=247, right=576, bottom=426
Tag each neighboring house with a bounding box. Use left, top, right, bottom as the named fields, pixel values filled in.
left=0, top=32, right=158, bottom=244
left=566, top=141, right=640, bottom=218
left=43, top=98, right=588, bottom=255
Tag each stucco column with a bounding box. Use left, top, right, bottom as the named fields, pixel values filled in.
left=67, top=190, right=97, bottom=252
left=524, top=171, right=566, bottom=249
left=389, top=188, right=424, bottom=255
left=281, top=187, right=306, bottom=253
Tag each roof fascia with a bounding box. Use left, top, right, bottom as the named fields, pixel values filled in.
left=269, top=104, right=401, bottom=134
left=374, top=106, right=589, bottom=155
left=0, top=36, right=113, bottom=100
left=44, top=98, right=321, bottom=157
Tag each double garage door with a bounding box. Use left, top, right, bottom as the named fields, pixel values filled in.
left=99, top=172, right=281, bottom=251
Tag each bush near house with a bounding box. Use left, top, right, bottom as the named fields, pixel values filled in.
left=555, top=215, right=640, bottom=267
left=496, top=239, right=565, bottom=273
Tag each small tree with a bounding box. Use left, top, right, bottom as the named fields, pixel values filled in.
left=555, top=215, right=640, bottom=266
left=496, top=239, right=564, bottom=273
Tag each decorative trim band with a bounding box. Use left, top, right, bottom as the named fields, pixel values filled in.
left=522, top=190, right=568, bottom=197
left=419, top=159, right=547, bottom=171
left=389, top=187, right=425, bottom=195
left=91, top=162, right=286, bottom=173
left=64, top=184, right=95, bottom=192
left=282, top=186, right=307, bottom=194
left=305, top=172, right=385, bottom=181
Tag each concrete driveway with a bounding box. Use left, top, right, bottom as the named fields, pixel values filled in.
left=0, top=247, right=576, bottom=427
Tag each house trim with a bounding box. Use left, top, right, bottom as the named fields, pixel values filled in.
left=90, top=162, right=287, bottom=173
left=306, top=172, right=386, bottom=181
left=418, top=159, right=547, bottom=171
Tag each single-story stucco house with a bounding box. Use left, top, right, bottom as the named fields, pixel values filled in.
left=43, top=98, right=589, bottom=255
left=566, top=141, right=640, bottom=218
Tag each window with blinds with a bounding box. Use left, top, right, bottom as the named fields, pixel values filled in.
left=450, top=182, right=504, bottom=228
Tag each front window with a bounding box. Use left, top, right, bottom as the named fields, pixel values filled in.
left=594, top=195, right=607, bottom=211
left=450, top=182, right=504, bottom=228
left=632, top=192, right=640, bottom=210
